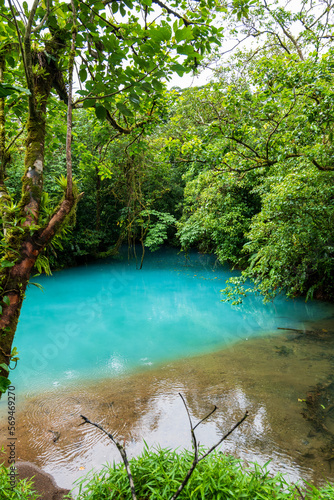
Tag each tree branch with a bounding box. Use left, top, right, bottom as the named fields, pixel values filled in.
left=79, top=394, right=248, bottom=500
left=23, top=0, right=40, bottom=116
left=170, top=394, right=247, bottom=500
left=66, top=0, right=77, bottom=201
left=80, top=415, right=138, bottom=500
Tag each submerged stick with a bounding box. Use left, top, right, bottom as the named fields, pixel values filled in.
left=277, top=327, right=303, bottom=332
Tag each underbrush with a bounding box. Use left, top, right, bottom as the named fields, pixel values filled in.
left=0, top=463, right=39, bottom=500
left=1, top=448, right=334, bottom=499
left=75, top=447, right=334, bottom=500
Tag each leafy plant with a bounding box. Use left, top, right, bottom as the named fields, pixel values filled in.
left=75, top=447, right=334, bottom=500
left=0, top=463, right=39, bottom=499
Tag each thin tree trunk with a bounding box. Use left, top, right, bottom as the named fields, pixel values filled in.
left=0, top=14, right=79, bottom=390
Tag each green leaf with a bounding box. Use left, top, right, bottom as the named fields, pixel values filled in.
left=151, top=79, right=164, bottom=91
left=79, top=68, right=87, bottom=82
left=176, top=45, right=195, bottom=56
left=140, top=82, right=152, bottom=93
left=95, top=105, right=107, bottom=120
left=175, top=26, right=193, bottom=43
left=0, top=376, right=11, bottom=393
left=129, top=93, right=141, bottom=109
left=3, top=296, right=10, bottom=306
left=28, top=281, right=44, bottom=291
left=93, top=1, right=105, bottom=11
left=111, top=1, right=118, bottom=13
left=116, top=102, right=133, bottom=116
left=171, top=63, right=187, bottom=77
left=83, top=99, right=96, bottom=108
left=0, top=83, right=30, bottom=98
left=5, top=55, right=15, bottom=68
left=22, top=0, right=28, bottom=15
left=0, top=363, right=9, bottom=373
left=1, top=260, right=15, bottom=268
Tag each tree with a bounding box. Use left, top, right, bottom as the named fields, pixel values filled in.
left=0, top=0, right=223, bottom=393
left=162, top=1, right=334, bottom=302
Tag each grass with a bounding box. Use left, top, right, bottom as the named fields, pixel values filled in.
left=75, top=446, right=334, bottom=500
left=0, top=463, right=39, bottom=500
left=1, top=446, right=333, bottom=499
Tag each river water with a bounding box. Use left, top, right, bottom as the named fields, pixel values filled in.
left=1, top=248, right=334, bottom=490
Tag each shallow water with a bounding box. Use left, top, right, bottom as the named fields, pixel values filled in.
left=1, top=248, right=334, bottom=491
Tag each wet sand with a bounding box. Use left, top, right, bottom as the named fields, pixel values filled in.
left=1, top=323, right=334, bottom=492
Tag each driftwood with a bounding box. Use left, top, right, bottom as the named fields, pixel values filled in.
left=277, top=327, right=303, bottom=332
left=80, top=393, right=248, bottom=500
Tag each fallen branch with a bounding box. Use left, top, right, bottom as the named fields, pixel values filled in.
left=277, top=327, right=303, bottom=332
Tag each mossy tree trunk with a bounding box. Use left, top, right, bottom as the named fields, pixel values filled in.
left=0, top=11, right=78, bottom=392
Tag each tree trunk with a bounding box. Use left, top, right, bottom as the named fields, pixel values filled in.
left=0, top=51, right=78, bottom=389
left=0, top=239, right=40, bottom=372
left=96, top=166, right=101, bottom=232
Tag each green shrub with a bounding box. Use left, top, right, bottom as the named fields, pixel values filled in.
left=0, top=463, right=39, bottom=500
left=75, top=447, right=334, bottom=500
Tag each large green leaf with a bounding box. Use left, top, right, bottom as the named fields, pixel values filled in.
left=95, top=105, right=107, bottom=120
left=0, top=376, right=11, bottom=394
left=0, top=83, right=30, bottom=98
left=116, top=102, right=133, bottom=116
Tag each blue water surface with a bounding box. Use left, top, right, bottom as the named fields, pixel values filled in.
left=12, top=248, right=334, bottom=393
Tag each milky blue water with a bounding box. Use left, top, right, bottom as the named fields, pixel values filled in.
left=11, top=248, right=334, bottom=394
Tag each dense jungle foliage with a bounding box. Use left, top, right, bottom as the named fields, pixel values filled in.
left=6, top=31, right=334, bottom=303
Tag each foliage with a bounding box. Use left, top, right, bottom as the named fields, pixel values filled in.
left=165, top=13, right=334, bottom=301
left=243, top=167, right=334, bottom=301
left=75, top=447, right=334, bottom=499
left=177, top=169, right=260, bottom=266
left=0, top=463, right=39, bottom=500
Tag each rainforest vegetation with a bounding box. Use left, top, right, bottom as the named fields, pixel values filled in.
left=1, top=0, right=334, bottom=390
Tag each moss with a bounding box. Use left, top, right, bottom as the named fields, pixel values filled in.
left=24, top=117, right=45, bottom=171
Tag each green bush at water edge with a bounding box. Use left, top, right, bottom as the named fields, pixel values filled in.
left=0, top=463, right=39, bottom=500
left=75, top=447, right=334, bottom=500
left=1, top=449, right=334, bottom=499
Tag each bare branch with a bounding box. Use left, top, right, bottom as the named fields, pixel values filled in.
left=5, top=123, right=26, bottom=154
left=80, top=415, right=138, bottom=500
left=265, top=89, right=297, bottom=160
left=199, top=411, right=249, bottom=462
left=78, top=395, right=248, bottom=500
left=66, top=0, right=77, bottom=201
left=151, top=0, right=191, bottom=26
left=32, top=0, right=50, bottom=33
left=170, top=394, right=247, bottom=500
